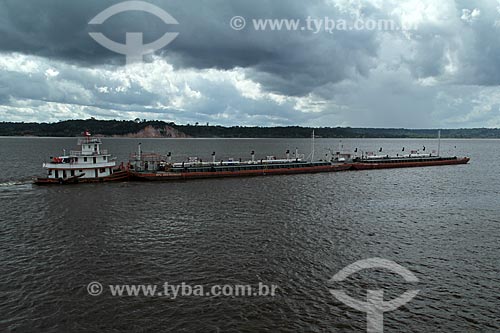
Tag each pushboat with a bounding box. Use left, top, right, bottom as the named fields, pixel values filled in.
left=34, top=131, right=129, bottom=185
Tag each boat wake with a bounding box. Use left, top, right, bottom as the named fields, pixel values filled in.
left=0, top=179, right=33, bottom=195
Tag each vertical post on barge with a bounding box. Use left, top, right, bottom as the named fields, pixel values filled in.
left=311, top=130, right=315, bottom=162
left=437, top=130, right=441, bottom=157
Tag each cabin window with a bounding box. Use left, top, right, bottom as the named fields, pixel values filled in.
left=75, top=158, right=78, bottom=162
left=55, top=170, right=59, bottom=178
left=100, top=168, right=105, bottom=173
left=48, top=170, right=52, bottom=175
left=103, top=156, right=107, bottom=161
left=79, top=169, right=83, bottom=172
left=84, top=157, right=87, bottom=162
left=93, top=157, right=96, bottom=164
left=70, top=170, right=75, bottom=176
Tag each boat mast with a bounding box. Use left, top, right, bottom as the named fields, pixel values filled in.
left=437, top=130, right=441, bottom=157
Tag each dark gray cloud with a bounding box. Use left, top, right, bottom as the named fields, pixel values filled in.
left=1, top=0, right=500, bottom=127
left=0, top=0, right=383, bottom=96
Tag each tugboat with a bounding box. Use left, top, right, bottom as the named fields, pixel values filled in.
left=34, top=131, right=129, bottom=185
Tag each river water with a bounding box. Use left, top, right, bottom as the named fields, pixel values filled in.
left=0, top=137, right=498, bottom=332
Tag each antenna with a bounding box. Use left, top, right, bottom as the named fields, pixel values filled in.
left=437, top=130, right=441, bottom=157
left=311, top=130, right=315, bottom=162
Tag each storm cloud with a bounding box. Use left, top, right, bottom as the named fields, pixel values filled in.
left=1, top=0, right=500, bottom=127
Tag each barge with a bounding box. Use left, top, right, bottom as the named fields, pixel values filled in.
left=129, top=148, right=353, bottom=181
left=128, top=143, right=469, bottom=182
left=350, top=155, right=469, bottom=170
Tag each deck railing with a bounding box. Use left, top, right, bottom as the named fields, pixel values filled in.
left=69, top=150, right=109, bottom=156
left=78, top=138, right=102, bottom=145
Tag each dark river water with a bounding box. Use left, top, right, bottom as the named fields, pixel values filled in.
left=0, top=137, right=499, bottom=332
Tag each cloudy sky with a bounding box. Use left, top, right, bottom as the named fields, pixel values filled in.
left=1, top=0, right=500, bottom=128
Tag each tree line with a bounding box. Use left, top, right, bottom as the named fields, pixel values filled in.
left=1, top=119, right=500, bottom=138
